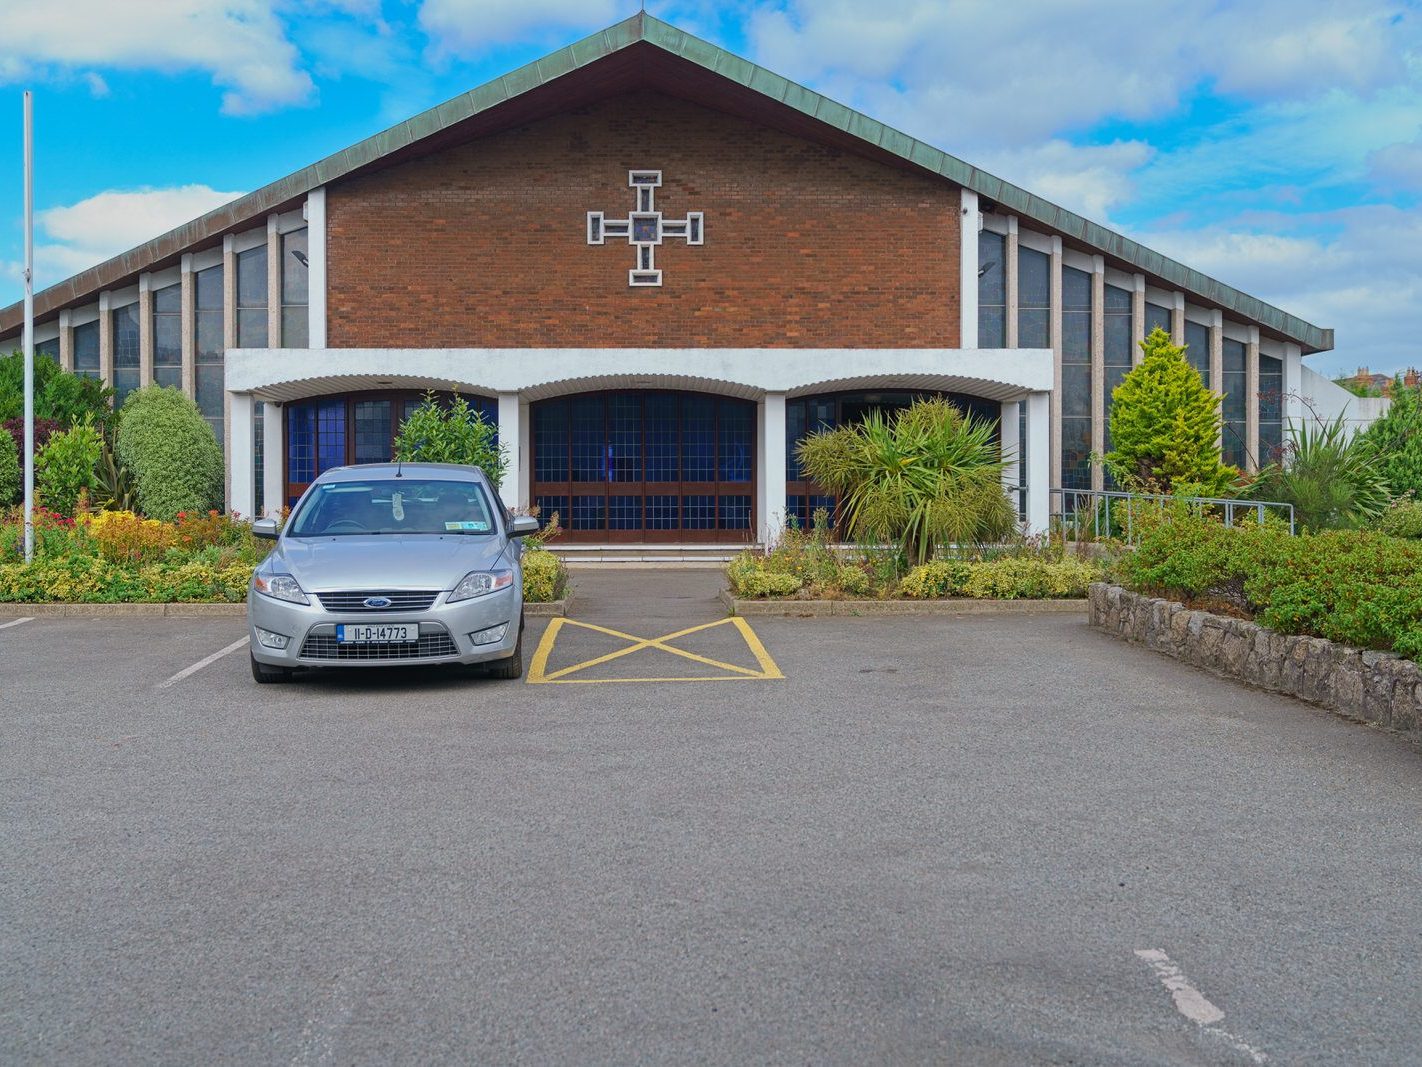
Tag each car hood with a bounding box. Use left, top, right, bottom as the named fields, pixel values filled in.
left=272, top=534, right=510, bottom=592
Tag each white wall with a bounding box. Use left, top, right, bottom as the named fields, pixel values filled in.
left=1298, top=365, right=1391, bottom=437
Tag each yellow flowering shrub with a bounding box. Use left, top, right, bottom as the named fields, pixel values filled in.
left=82, top=510, right=176, bottom=563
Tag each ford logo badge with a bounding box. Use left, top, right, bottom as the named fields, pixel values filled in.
left=363, top=596, right=393, bottom=609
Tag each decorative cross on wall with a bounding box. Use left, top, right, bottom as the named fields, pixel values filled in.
left=586, top=170, right=704, bottom=287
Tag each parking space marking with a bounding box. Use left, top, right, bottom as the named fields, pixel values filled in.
left=1135, top=949, right=1267, bottom=1064
left=527, top=616, right=783, bottom=684
left=0, top=617, right=34, bottom=631
left=158, top=636, right=250, bottom=689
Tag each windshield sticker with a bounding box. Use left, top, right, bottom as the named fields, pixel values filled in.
left=391, top=492, right=405, bottom=521
left=445, top=521, right=490, bottom=532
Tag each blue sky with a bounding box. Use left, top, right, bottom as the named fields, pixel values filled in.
left=1, top=0, right=1418, bottom=377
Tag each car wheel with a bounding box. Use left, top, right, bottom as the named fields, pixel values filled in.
left=250, top=651, right=294, bottom=684
left=483, top=630, right=524, bottom=680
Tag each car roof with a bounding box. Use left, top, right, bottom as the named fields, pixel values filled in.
left=313, top=462, right=493, bottom=485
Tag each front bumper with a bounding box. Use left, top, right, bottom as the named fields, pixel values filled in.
left=247, top=585, right=521, bottom=668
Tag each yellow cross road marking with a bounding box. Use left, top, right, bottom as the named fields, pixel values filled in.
left=526, top=616, right=783, bottom=684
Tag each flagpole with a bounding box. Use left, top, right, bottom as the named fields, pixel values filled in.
left=22, top=90, right=34, bottom=564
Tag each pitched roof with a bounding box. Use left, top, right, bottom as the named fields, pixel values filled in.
left=0, top=12, right=1331, bottom=352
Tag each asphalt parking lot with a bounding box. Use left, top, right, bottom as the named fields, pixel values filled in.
left=3, top=571, right=1422, bottom=1065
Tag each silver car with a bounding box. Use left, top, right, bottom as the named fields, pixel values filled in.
left=246, top=462, right=539, bottom=684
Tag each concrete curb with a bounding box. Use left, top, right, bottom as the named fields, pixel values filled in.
left=1, top=598, right=570, bottom=619
left=720, top=589, right=1086, bottom=617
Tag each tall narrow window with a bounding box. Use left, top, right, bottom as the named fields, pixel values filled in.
left=1017, top=247, right=1050, bottom=348
left=1060, top=266, right=1092, bottom=491
left=237, top=246, right=268, bottom=347
left=1259, top=353, right=1283, bottom=464
left=36, top=336, right=58, bottom=360
left=111, top=303, right=140, bottom=406
left=73, top=321, right=100, bottom=379
left=1221, top=338, right=1247, bottom=469
left=194, top=264, right=224, bottom=446
left=977, top=230, right=1006, bottom=348
left=153, top=283, right=182, bottom=388
left=1184, top=319, right=1210, bottom=382
left=1102, top=284, right=1133, bottom=486
left=1143, top=301, right=1172, bottom=339
left=281, top=228, right=309, bottom=347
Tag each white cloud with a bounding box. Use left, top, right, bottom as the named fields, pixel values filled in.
left=0, top=1, right=313, bottom=115
left=28, top=185, right=244, bottom=291
left=1368, top=135, right=1422, bottom=193
left=418, top=0, right=622, bottom=57
left=974, top=140, right=1154, bottom=224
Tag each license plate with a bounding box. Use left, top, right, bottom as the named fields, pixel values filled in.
left=336, top=623, right=416, bottom=644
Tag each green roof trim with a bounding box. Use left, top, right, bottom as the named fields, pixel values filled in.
left=1, top=12, right=1331, bottom=352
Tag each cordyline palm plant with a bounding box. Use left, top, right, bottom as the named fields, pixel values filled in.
left=796, top=397, right=1015, bottom=566
left=1248, top=413, right=1391, bottom=531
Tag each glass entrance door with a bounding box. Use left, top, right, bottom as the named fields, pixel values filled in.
left=530, top=391, right=756, bottom=543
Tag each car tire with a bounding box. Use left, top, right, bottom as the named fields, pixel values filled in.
left=483, top=629, right=524, bottom=680
left=250, top=651, right=294, bottom=684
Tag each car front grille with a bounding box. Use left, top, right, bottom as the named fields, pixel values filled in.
left=299, top=630, right=459, bottom=661
left=315, top=591, right=440, bottom=612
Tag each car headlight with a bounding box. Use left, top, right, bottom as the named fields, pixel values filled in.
left=448, top=569, right=514, bottom=603
left=253, top=572, right=309, bottom=605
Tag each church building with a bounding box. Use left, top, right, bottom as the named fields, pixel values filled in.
left=0, top=13, right=1345, bottom=545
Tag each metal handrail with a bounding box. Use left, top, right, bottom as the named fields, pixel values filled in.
left=1051, top=488, right=1296, bottom=543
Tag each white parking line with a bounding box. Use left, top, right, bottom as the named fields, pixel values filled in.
left=158, top=636, right=250, bottom=689
left=0, top=617, right=34, bottom=631
left=1135, top=948, right=1267, bottom=1063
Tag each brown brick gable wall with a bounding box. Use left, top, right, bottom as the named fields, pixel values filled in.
left=326, top=93, right=960, bottom=349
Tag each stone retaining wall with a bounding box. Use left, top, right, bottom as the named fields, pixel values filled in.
left=1089, top=583, right=1421, bottom=741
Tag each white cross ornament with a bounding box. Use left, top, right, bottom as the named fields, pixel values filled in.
left=586, top=170, right=704, bottom=287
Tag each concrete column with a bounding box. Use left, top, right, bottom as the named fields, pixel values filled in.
left=1245, top=327, right=1261, bottom=473
left=1283, top=343, right=1304, bottom=432
left=1049, top=236, right=1063, bottom=494
left=229, top=391, right=255, bottom=518
left=518, top=400, right=532, bottom=507
left=1026, top=391, right=1051, bottom=533
left=1209, top=310, right=1224, bottom=453
left=306, top=187, right=327, bottom=348
left=98, top=292, right=113, bottom=388
left=1170, top=292, right=1185, bottom=345
left=58, top=310, right=72, bottom=372
left=180, top=255, right=196, bottom=397
left=138, top=275, right=154, bottom=387
left=496, top=392, right=521, bottom=510
left=999, top=399, right=1022, bottom=516
left=1131, top=274, right=1146, bottom=360
left=222, top=235, right=237, bottom=351
left=1090, top=256, right=1105, bottom=493
left=1004, top=217, right=1019, bottom=348
left=263, top=401, right=285, bottom=517
left=759, top=391, right=788, bottom=546
left=266, top=215, right=281, bottom=347
left=960, top=188, right=979, bottom=349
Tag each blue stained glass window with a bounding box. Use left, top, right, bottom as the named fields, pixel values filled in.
left=571, top=396, right=604, bottom=482
left=534, top=399, right=569, bottom=481
left=73, top=321, right=100, bottom=378
left=112, top=303, right=140, bottom=406
left=682, top=395, right=715, bottom=481
left=1259, top=354, right=1284, bottom=465
left=1144, top=301, right=1172, bottom=338
left=534, top=495, right=568, bottom=530
left=717, top=400, right=752, bottom=482
left=645, top=394, right=679, bottom=481
left=608, top=495, right=641, bottom=530
left=571, top=495, right=605, bottom=531
left=646, top=494, right=679, bottom=530
left=978, top=230, right=1006, bottom=348
left=719, top=495, right=752, bottom=530
left=1185, top=320, right=1211, bottom=382
left=317, top=399, right=345, bottom=473
left=609, top=393, right=641, bottom=482
left=682, top=495, right=716, bottom=529
left=287, top=403, right=316, bottom=484
left=785, top=400, right=806, bottom=481
left=1018, top=247, right=1051, bottom=348
left=354, top=400, right=392, bottom=463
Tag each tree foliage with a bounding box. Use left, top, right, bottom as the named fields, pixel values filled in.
left=0, top=351, right=113, bottom=429
left=1104, top=327, right=1238, bottom=495
left=0, top=425, right=19, bottom=506
left=36, top=417, right=103, bottom=516
left=1249, top=413, right=1392, bottom=531
left=115, top=387, right=225, bottom=521
left=1358, top=377, right=1422, bottom=498
left=393, top=392, right=507, bottom=488
left=795, top=397, right=1015, bottom=565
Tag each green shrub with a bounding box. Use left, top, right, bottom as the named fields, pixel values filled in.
left=961, top=557, right=1098, bottom=599
left=394, top=392, right=507, bottom=487
left=36, top=419, right=102, bottom=516
left=836, top=564, right=871, bottom=597
left=0, top=350, right=113, bottom=428
left=521, top=548, right=566, bottom=603
left=115, top=388, right=225, bottom=521
left=0, top=427, right=19, bottom=505
left=1249, top=414, right=1392, bottom=531
left=1376, top=495, right=1422, bottom=539
left=899, top=560, right=971, bottom=598
left=727, top=552, right=804, bottom=597
left=1359, top=379, right=1422, bottom=497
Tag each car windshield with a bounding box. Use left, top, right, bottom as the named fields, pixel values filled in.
left=287, top=478, right=497, bottom=537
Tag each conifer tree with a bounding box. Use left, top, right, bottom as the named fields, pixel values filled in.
left=1104, top=327, right=1238, bottom=495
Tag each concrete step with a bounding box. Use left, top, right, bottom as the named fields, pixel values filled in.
left=546, top=543, right=754, bottom=565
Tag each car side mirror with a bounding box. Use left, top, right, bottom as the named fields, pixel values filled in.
left=509, top=515, right=541, bottom=538
left=252, top=517, right=280, bottom=541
